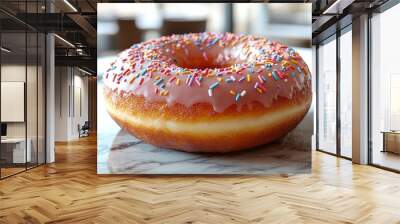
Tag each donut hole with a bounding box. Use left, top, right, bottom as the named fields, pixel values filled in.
left=169, top=45, right=246, bottom=70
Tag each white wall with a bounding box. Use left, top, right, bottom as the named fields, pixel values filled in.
left=1, top=65, right=40, bottom=138
left=71, top=72, right=89, bottom=138
left=54, top=66, right=69, bottom=141
left=1, top=63, right=46, bottom=164
left=1, top=65, right=26, bottom=139
left=54, top=67, right=89, bottom=141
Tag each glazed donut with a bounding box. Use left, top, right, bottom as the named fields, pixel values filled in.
left=103, top=32, right=312, bottom=153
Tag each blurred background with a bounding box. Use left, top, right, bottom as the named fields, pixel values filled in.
left=98, top=3, right=311, bottom=71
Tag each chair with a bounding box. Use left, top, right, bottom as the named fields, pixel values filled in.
left=78, top=121, right=90, bottom=138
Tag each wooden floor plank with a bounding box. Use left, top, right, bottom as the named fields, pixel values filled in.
left=0, top=135, right=400, bottom=223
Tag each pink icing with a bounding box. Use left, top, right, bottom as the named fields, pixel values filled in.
left=103, top=32, right=311, bottom=113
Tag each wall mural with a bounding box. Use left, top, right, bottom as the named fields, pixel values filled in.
left=97, top=3, right=313, bottom=174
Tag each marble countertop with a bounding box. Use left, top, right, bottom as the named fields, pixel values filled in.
left=99, top=130, right=310, bottom=175
left=97, top=82, right=312, bottom=175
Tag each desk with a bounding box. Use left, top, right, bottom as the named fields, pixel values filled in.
left=381, top=131, right=400, bottom=154
left=1, top=138, right=31, bottom=163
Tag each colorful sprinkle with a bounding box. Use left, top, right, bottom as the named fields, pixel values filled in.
left=225, top=78, right=234, bottom=83
left=257, top=75, right=265, bottom=84
left=154, top=78, right=164, bottom=86
left=209, top=37, right=219, bottom=46
left=258, top=84, right=267, bottom=92
left=235, top=93, right=241, bottom=101
left=261, top=75, right=268, bottom=82
left=208, top=89, right=213, bottom=97
left=195, top=77, right=202, bottom=86
left=168, top=76, right=176, bottom=83
left=139, top=77, right=145, bottom=85
left=272, top=71, right=280, bottom=81
left=187, top=76, right=194, bottom=86
left=128, top=76, right=136, bottom=84
left=209, top=81, right=220, bottom=90
left=122, top=69, right=130, bottom=76
left=161, top=90, right=169, bottom=96
left=277, top=70, right=285, bottom=79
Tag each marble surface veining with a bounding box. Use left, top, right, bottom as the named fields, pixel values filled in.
left=98, top=127, right=311, bottom=175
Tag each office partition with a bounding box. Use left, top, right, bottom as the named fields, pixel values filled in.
left=0, top=0, right=47, bottom=179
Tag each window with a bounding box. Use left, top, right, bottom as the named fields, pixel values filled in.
left=317, top=36, right=337, bottom=154
left=371, top=3, right=400, bottom=171
left=339, top=28, right=352, bottom=158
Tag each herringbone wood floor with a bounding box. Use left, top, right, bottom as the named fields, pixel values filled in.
left=1, top=135, right=400, bottom=224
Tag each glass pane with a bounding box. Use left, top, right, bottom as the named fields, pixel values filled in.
left=318, top=38, right=337, bottom=154
left=27, top=31, right=38, bottom=169
left=371, top=4, right=400, bottom=171
left=340, top=29, right=352, bottom=158
left=38, top=32, right=45, bottom=165
left=26, top=0, right=39, bottom=169
left=1, top=31, right=27, bottom=177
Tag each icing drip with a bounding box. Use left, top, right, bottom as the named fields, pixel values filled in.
left=104, top=32, right=312, bottom=113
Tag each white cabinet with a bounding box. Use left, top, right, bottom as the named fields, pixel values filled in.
left=1, top=138, right=31, bottom=163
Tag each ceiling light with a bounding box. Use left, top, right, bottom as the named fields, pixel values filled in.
left=76, top=48, right=85, bottom=55
left=1, top=47, right=11, bottom=53
left=63, top=0, right=78, bottom=12
left=78, top=67, right=93, bottom=76
left=54, top=34, right=75, bottom=48
left=323, top=0, right=355, bottom=15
